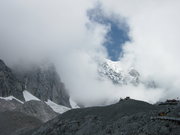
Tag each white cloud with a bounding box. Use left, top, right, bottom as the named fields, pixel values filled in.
left=101, top=0, right=180, bottom=100
left=0, top=0, right=180, bottom=106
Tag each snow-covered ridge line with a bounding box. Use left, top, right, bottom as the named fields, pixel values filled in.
left=0, top=90, right=72, bottom=114
left=0, top=96, right=24, bottom=104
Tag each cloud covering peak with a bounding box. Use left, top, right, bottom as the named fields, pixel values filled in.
left=0, top=0, right=180, bottom=106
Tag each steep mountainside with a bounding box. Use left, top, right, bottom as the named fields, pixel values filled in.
left=0, top=98, right=22, bottom=112
left=15, top=100, right=58, bottom=123
left=13, top=63, right=71, bottom=107
left=0, top=59, right=24, bottom=100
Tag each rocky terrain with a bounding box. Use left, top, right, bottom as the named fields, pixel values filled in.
left=0, top=111, right=42, bottom=135
left=0, top=97, right=59, bottom=134
left=13, top=62, right=71, bottom=107
left=18, top=99, right=180, bottom=135
left=0, top=59, right=71, bottom=134
left=0, top=98, right=22, bottom=112
left=0, top=59, right=70, bottom=107
left=0, top=60, right=24, bottom=100
left=15, top=100, right=58, bottom=123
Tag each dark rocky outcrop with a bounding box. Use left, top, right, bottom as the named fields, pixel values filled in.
left=25, top=99, right=180, bottom=135
left=15, top=100, right=58, bottom=122
left=0, top=59, right=24, bottom=100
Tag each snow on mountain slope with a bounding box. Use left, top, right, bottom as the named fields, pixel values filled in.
left=23, top=90, right=40, bottom=102
left=23, top=90, right=70, bottom=114
left=98, top=59, right=157, bottom=89
left=0, top=96, right=24, bottom=104
left=70, top=98, right=80, bottom=108
left=46, top=99, right=70, bottom=114
left=98, top=59, right=140, bottom=86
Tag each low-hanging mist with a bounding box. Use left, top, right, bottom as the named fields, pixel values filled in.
left=0, top=0, right=180, bottom=106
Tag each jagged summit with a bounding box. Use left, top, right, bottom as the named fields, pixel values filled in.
left=0, top=59, right=71, bottom=108
left=98, top=59, right=140, bottom=86
left=98, top=59, right=157, bottom=88
left=13, top=61, right=71, bottom=107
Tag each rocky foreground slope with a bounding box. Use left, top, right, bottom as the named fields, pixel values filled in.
left=19, top=99, right=180, bottom=135
left=0, top=98, right=59, bottom=135
left=0, top=111, right=42, bottom=135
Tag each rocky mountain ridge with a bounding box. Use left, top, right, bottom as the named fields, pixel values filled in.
left=22, top=98, right=180, bottom=135
left=0, top=59, right=24, bottom=100
left=0, top=59, right=71, bottom=107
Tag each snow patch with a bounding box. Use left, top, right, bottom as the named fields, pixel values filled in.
left=23, top=90, right=40, bottom=102
left=70, top=98, right=80, bottom=108
left=0, top=96, right=23, bottom=104
left=46, top=99, right=70, bottom=114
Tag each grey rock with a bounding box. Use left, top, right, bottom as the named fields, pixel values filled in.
left=25, top=99, right=180, bottom=135
left=0, top=59, right=24, bottom=101
left=0, top=98, right=22, bottom=112
left=14, top=63, right=71, bottom=108
left=15, top=100, right=58, bottom=122
left=0, top=111, right=42, bottom=135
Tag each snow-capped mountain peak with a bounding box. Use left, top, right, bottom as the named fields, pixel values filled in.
left=98, top=59, right=139, bottom=86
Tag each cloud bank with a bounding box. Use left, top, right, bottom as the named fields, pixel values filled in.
left=0, top=0, right=180, bottom=106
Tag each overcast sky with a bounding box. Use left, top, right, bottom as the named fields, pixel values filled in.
left=0, top=0, right=180, bottom=106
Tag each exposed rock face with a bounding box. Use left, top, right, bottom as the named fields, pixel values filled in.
left=13, top=62, right=71, bottom=108
left=0, top=111, right=42, bottom=135
left=27, top=99, right=180, bottom=135
left=0, top=59, right=24, bottom=100
left=0, top=59, right=70, bottom=108
left=0, top=98, right=22, bottom=112
left=15, top=100, right=58, bottom=122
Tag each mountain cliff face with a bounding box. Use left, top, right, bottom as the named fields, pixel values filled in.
left=13, top=63, right=71, bottom=108
left=0, top=59, right=71, bottom=108
left=0, top=59, right=24, bottom=100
